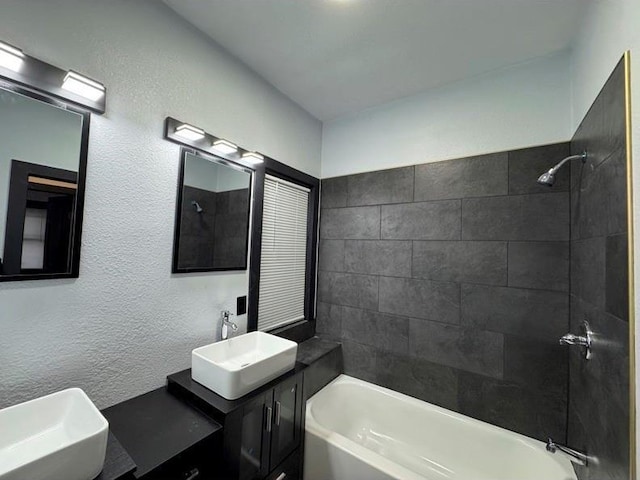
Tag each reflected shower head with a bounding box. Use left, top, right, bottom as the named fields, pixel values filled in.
left=537, top=151, right=587, bottom=186
left=191, top=200, right=204, bottom=213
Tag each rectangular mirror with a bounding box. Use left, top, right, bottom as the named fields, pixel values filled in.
left=0, top=82, right=89, bottom=281
left=173, top=149, right=252, bottom=273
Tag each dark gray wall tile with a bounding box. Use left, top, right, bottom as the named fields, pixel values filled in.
left=461, top=284, right=568, bottom=340
left=571, top=237, right=606, bottom=310
left=344, top=240, right=411, bottom=277
left=605, top=234, right=629, bottom=321
left=318, top=272, right=378, bottom=310
left=599, top=61, right=627, bottom=162
left=379, top=276, right=460, bottom=324
left=318, top=239, right=345, bottom=272
left=381, top=200, right=461, bottom=240
left=572, top=149, right=627, bottom=240
left=504, top=335, right=567, bottom=396
left=321, top=177, right=347, bottom=208
left=572, top=60, right=626, bottom=174
left=316, top=301, right=343, bottom=338
left=376, top=350, right=459, bottom=411
left=409, top=319, right=503, bottom=378
left=507, top=241, right=569, bottom=292
left=341, top=341, right=378, bottom=384
left=347, top=167, right=414, bottom=206
left=412, top=241, right=507, bottom=286
left=508, top=143, right=571, bottom=194
left=320, top=206, right=380, bottom=239
left=462, top=192, right=569, bottom=241
left=458, top=372, right=567, bottom=442
left=342, top=307, right=409, bottom=354
left=414, top=153, right=508, bottom=201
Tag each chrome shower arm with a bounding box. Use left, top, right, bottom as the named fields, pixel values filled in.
left=549, top=152, right=587, bottom=174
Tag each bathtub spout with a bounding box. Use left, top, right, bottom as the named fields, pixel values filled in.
left=546, top=438, right=590, bottom=467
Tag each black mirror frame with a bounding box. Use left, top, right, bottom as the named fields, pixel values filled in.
left=172, top=147, right=254, bottom=274
left=0, top=79, right=90, bottom=283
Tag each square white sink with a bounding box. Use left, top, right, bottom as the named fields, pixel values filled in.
left=0, top=388, right=109, bottom=480
left=192, top=331, right=298, bottom=400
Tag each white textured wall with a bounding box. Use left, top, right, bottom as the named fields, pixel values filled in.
left=0, top=0, right=321, bottom=409
left=321, top=51, right=573, bottom=178
left=569, top=0, right=640, bottom=474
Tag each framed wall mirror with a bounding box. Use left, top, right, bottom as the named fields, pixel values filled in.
left=0, top=81, right=89, bottom=281
left=173, top=149, right=253, bottom=273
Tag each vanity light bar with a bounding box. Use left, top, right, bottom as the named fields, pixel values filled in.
left=175, top=123, right=205, bottom=141
left=62, top=71, right=106, bottom=101
left=241, top=152, right=264, bottom=164
left=212, top=139, right=238, bottom=155
left=0, top=41, right=25, bottom=72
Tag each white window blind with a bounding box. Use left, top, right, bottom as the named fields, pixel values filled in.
left=258, top=174, right=310, bottom=331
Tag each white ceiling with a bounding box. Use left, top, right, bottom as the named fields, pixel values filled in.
left=165, top=0, right=589, bottom=121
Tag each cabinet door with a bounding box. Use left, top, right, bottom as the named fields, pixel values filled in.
left=239, top=391, right=273, bottom=480
left=269, top=373, right=303, bottom=469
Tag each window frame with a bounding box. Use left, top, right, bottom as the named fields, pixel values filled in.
left=247, top=157, right=319, bottom=337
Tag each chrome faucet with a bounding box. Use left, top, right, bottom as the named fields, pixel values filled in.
left=559, top=320, right=593, bottom=360
left=221, top=310, right=238, bottom=340
left=546, top=438, right=591, bottom=466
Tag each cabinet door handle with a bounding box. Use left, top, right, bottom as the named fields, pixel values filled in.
left=275, top=401, right=281, bottom=427
left=266, top=406, right=273, bottom=433
left=275, top=473, right=286, bottom=480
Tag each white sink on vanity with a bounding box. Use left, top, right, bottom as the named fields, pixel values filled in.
left=191, top=331, right=298, bottom=400
left=0, top=388, right=108, bottom=480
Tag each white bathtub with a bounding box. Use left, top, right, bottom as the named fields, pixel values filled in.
left=304, top=375, right=577, bottom=480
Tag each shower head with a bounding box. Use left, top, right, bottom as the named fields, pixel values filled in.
left=537, top=169, right=556, bottom=186
left=537, top=151, right=587, bottom=187
left=191, top=200, right=204, bottom=213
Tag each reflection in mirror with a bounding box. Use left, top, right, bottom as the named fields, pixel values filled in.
left=0, top=85, right=87, bottom=280
left=173, top=150, right=252, bottom=272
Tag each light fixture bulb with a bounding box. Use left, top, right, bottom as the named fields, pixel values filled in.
left=175, top=123, right=205, bottom=141
left=242, top=152, right=264, bottom=164
left=212, top=139, right=238, bottom=155
left=62, top=71, right=105, bottom=101
left=0, top=41, right=25, bottom=72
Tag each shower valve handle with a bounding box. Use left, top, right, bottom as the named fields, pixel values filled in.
left=559, top=320, right=592, bottom=360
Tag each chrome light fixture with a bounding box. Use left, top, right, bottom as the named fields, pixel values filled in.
left=242, top=152, right=264, bottom=164
left=212, top=139, right=238, bottom=155
left=0, top=41, right=25, bottom=72
left=62, top=71, right=105, bottom=101
left=175, top=123, right=205, bottom=141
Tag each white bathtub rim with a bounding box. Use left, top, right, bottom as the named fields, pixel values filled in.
left=305, top=374, right=576, bottom=480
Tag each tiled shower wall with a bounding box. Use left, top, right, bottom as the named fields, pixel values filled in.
left=179, top=186, right=249, bottom=269
left=568, top=58, right=630, bottom=480
left=318, top=143, right=572, bottom=442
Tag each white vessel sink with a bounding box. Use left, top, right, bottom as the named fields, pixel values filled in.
left=192, top=331, right=298, bottom=400
left=0, top=388, right=108, bottom=480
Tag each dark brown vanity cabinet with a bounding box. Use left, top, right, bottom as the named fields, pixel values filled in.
left=222, top=372, right=303, bottom=480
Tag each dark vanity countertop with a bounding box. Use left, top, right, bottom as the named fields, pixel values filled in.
left=295, top=336, right=342, bottom=366
left=101, top=387, right=222, bottom=479
left=168, top=364, right=305, bottom=420
left=95, top=432, right=137, bottom=480
left=167, top=336, right=342, bottom=420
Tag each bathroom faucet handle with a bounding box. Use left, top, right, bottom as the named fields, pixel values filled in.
left=559, top=320, right=593, bottom=360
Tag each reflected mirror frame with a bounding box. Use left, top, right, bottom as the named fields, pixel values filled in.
left=0, top=78, right=90, bottom=282
left=172, top=147, right=254, bottom=274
